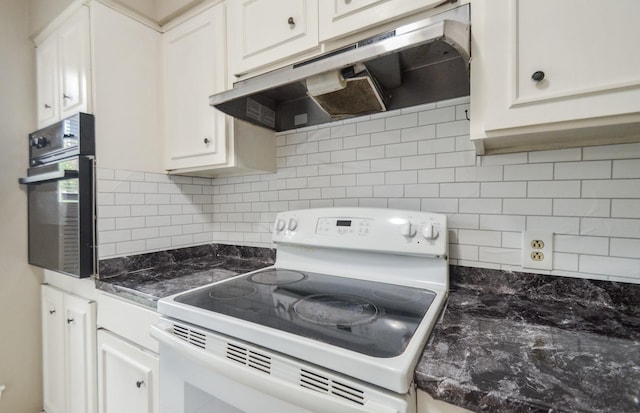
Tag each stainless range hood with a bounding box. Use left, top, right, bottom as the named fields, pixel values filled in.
left=210, top=4, right=470, bottom=132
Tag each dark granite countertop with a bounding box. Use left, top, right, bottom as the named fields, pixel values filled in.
left=415, top=266, right=640, bottom=413
left=96, top=247, right=640, bottom=412
left=96, top=244, right=275, bottom=308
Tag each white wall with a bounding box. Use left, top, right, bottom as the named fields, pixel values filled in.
left=97, top=97, right=640, bottom=284
left=0, top=0, right=43, bottom=412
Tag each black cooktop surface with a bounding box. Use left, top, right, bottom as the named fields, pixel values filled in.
left=175, top=268, right=436, bottom=357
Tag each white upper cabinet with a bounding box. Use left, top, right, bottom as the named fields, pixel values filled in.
left=163, top=2, right=276, bottom=176
left=36, top=6, right=90, bottom=128
left=471, top=0, right=640, bottom=154
left=34, top=1, right=163, bottom=173
left=227, top=0, right=319, bottom=76
left=164, top=4, right=228, bottom=171
left=319, top=0, right=445, bottom=42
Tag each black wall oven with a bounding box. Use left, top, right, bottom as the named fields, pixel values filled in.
left=19, top=113, right=95, bottom=278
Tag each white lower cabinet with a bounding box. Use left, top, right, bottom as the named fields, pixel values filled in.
left=417, top=389, right=472, bottom=413
left=41, top=284, right=97, bottom=413
left=97, top=330, right=159, bottom=413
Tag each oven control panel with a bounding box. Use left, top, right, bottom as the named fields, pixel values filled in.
left=272, top=207, right=447, bottom=257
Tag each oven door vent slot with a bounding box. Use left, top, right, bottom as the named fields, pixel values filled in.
left=226, top=343, right=272, bottom=375
left=172, top=324, right=206, bottom=349
left=299, top=369, right=365, bottom=405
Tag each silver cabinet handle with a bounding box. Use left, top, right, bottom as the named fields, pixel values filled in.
left=63, top=94, right=72, bottom=100
left=44, top=103, right=52, bottom=109
left=136, top=380, right=144, bottom=388
left=67, top=318, right=74, bottom=324
left=49, top=309, right=56, bottom=315
left=203, top=138, right=210, bottom=144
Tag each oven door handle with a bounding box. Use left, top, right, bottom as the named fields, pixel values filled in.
left=150, top=324, right=399, bottom=413
left=18, top=169, right=79, bottom=185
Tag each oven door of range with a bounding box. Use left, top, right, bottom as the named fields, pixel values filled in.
left=151, top=323, right=415, bottom=413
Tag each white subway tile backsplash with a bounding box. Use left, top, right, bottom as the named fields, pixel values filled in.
left=481, top=152, right=528, bottom=166
left=435, top=151, right=476, bottom=168
left=527, top=181, right=581, bottom=198
left=95, top=100, right=640, bottom=283
left=503, top=199, right=552, bottom=215
left=480, top=215, right=525, bottom=232
left=611, top=200, right=640, bottom=218
left=421, top=198, right=458, bottom=213
left=527, top=216, right=580, bottom=235
left=553, top=199, right=610, bottom=217
left=528, top=148, right=581, bottom=163
left=402, top=125, right=436, bottom=142
left=440, top=183, right=480, bottom=198
left=583, top=179, right=640, bottom=198
left=583, top=142, right=640, bottom=160
left=613, top=159, right=640, bottom=178
left=418, top=137, right=455, bottom=154
left=386, top=142, right=417, bottom=157
left=504, top=163, right=553, bottom=181
left=417, top=168, right=454, bottom=183
left=481, top=182, right=527, bottom=198
left=459, top=198, right=502, bottom=214
left=554, top=161, right=611, bottom=180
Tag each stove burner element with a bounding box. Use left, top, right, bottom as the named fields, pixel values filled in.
left=249, top=269, right=306, bottom=285
left=293, top=294, right=379, bottom=326
left=208, top=285, right=257, bottom=300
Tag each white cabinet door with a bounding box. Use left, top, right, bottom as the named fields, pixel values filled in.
left=164, top=3, right=229, bottom=171
left=65, top=293, right=97, bottom=413
left=36, top=34, right=60, bottom=127
left=471, top=0, right=640, bottom=153
left=57, top=6, right=90, bottom=119
left=97, top=330, right=159, bottom=413
left=227, top=0, right=319, bottom=76
left=41, top=286, right=66, bottom=413
left=35, top=6, right=90, bottom=128
left=319, top=0, right=444, bottom=41
left=41, top=285, right=97, bottom=413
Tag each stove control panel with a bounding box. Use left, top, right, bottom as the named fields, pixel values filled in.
left=273, top=207, right=447, bottom=257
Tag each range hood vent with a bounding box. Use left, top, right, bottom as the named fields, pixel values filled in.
left=210, top=4, right=470, bottom=132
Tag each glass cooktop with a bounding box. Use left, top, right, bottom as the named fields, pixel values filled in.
left=174, top=268, right=436, bottom=358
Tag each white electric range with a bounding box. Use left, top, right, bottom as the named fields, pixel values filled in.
left=152, top=207, right=448, bottom=413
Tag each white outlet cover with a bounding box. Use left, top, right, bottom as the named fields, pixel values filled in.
left=522, top=231, right=553, bottom=270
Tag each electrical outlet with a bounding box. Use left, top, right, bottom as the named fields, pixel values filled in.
left=522, top=231, right=553, bottom=270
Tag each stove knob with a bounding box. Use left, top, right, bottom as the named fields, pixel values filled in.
left=287, top=218, right=298, bottom=231
left=30, top=136, right=49, bottom=148
left=275, top=219, right=286, bottom=232
left=400, top=222, right=416, bottom=238
left=422, top=224, right=439, bottom=240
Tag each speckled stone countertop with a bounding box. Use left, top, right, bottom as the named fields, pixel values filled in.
left=96, top=244, right=275, bottom=308
left=415, top=266, right=640, bottom=413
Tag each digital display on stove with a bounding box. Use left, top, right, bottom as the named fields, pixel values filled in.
left=336, top=220, right=351, bottom=227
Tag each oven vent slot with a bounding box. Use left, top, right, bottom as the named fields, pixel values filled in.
left=226, top=343, right=271, bottom=375
left=172, top=324, right=206, bottom=349
left=299, top=369, right=365, bottom=405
